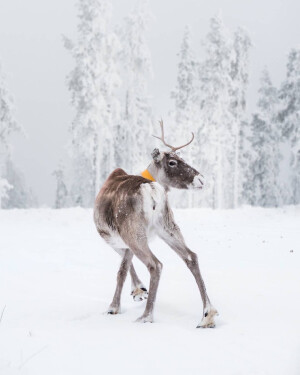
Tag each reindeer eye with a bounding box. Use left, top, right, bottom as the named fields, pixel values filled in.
left=168, top=160, right=177, bottom=167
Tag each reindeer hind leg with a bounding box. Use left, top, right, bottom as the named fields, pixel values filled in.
left=113, top=247, right=148, bottom=302
left=108, top=248, right=133, bottom=314
left=126, top=236, right=162, bottom=323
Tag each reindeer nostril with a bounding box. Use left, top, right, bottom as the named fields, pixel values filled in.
left=192, top=174, right=204, bottom=189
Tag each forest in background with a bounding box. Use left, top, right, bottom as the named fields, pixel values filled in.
left=0, top=0, right=299, bottom=209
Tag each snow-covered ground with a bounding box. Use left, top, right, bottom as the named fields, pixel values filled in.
left=0, top=207, right=299, bottom=374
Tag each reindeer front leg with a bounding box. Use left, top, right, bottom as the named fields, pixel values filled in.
left=158, top=216, right=218, bottom=328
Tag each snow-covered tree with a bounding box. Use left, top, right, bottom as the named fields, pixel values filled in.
left=239, top=118, right=253, bottom=205
left=170, top=26, right=199, bottom=207
left=2, top=159, right=37, bottom=208
left=64, top=0, right=121, bottom=207
left=247, top=68, right=281, bottom=207
left=278, top=48, right=300, bottom=204
left=53, top=164, right=68, bottom=208
left=118, top=0, right=153, bottom=173
left=230, top=27, right=251, bottom=207
left=0, top=65, right=19, bottom=141
left=0, top=62, right=19, bottom=186
left=293, top=149, right=300, bottom=203
left=0, top=62, right=33, bottom=209
left=0, top=178, right=12, bottom=209
left=198, top=13, right=235, bottom=209
left=171, top=26, right=198, bottom=132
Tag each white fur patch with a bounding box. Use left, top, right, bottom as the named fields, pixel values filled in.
left=107, top=233, right=127, bottom=249
left=140, top=182, right=166, bottom=236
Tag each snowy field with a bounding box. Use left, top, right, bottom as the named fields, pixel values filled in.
left=0, top=207, right=299, bottom=375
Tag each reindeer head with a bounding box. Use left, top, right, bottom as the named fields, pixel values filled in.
left=149, top=120, right=204, bottom=190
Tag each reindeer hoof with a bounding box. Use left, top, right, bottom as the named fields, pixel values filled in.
left=131, top=287, right=148, bottom=302
left=197, top=307, right=218, bottom=328
left=135, top=314, right=153, bottom=323
left=107, top=306, right=119, bottom=315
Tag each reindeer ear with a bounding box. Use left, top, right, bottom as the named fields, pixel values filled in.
left=151, top=148, right=161, bottom=163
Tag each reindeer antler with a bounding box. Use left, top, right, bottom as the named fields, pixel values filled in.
left=152, top=119, right=194, bottom=152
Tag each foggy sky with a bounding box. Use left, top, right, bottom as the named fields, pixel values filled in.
left=0, top=0, right=299, bottom=205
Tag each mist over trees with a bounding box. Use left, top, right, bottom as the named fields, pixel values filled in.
left=57, top=0, right=300, bottom=209
left=1, top=0, right=299, bottom=209
left=63, top=0, right=154, bottom=208
left=63, top=0, right=121, bottom=207
left=247, top=69, right=281, bottom=207
left=117, top=0, right=153, bottom=172
left=169, top=16, right=253, bottom=209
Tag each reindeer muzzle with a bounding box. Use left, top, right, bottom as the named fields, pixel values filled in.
left=191, top=174, right=204, bottom=190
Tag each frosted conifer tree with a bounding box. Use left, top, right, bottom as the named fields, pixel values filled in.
left=118, top=0, right=153, bottom=173
left=64, top=0, right=121, bottom=207
left=230, top=27, right=251, bottom=207
left=0, top=62, right=29, bottom=208
left=199, top=13, right=235, bottom=208
left=0, top=63, right=19, bottom=181
left=0, top=178, right=12, bottom=209
left=247, top=69, right=281, bottom=207
left=53, top=165, right=68, bottom=208
left=293, top=150, right=300, bottom=203
left=171, top=26, right=199, bottom=207
left=3, top=159, right=37, bottom=208
left=278, top=48, right=300, bottom=204
left=171, top=26, right=198, bottom=132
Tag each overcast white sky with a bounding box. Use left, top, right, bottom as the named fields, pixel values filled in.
left=0, top=0, right=299, bottom=205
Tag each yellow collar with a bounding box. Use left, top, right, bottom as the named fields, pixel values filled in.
left=141, top=169, right=156, bottom=182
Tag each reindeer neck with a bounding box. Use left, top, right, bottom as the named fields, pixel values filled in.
left=142, top=162, right=170, bottom=192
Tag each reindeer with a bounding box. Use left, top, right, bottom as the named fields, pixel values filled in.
left=94, top=120, right=218, bottom=328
